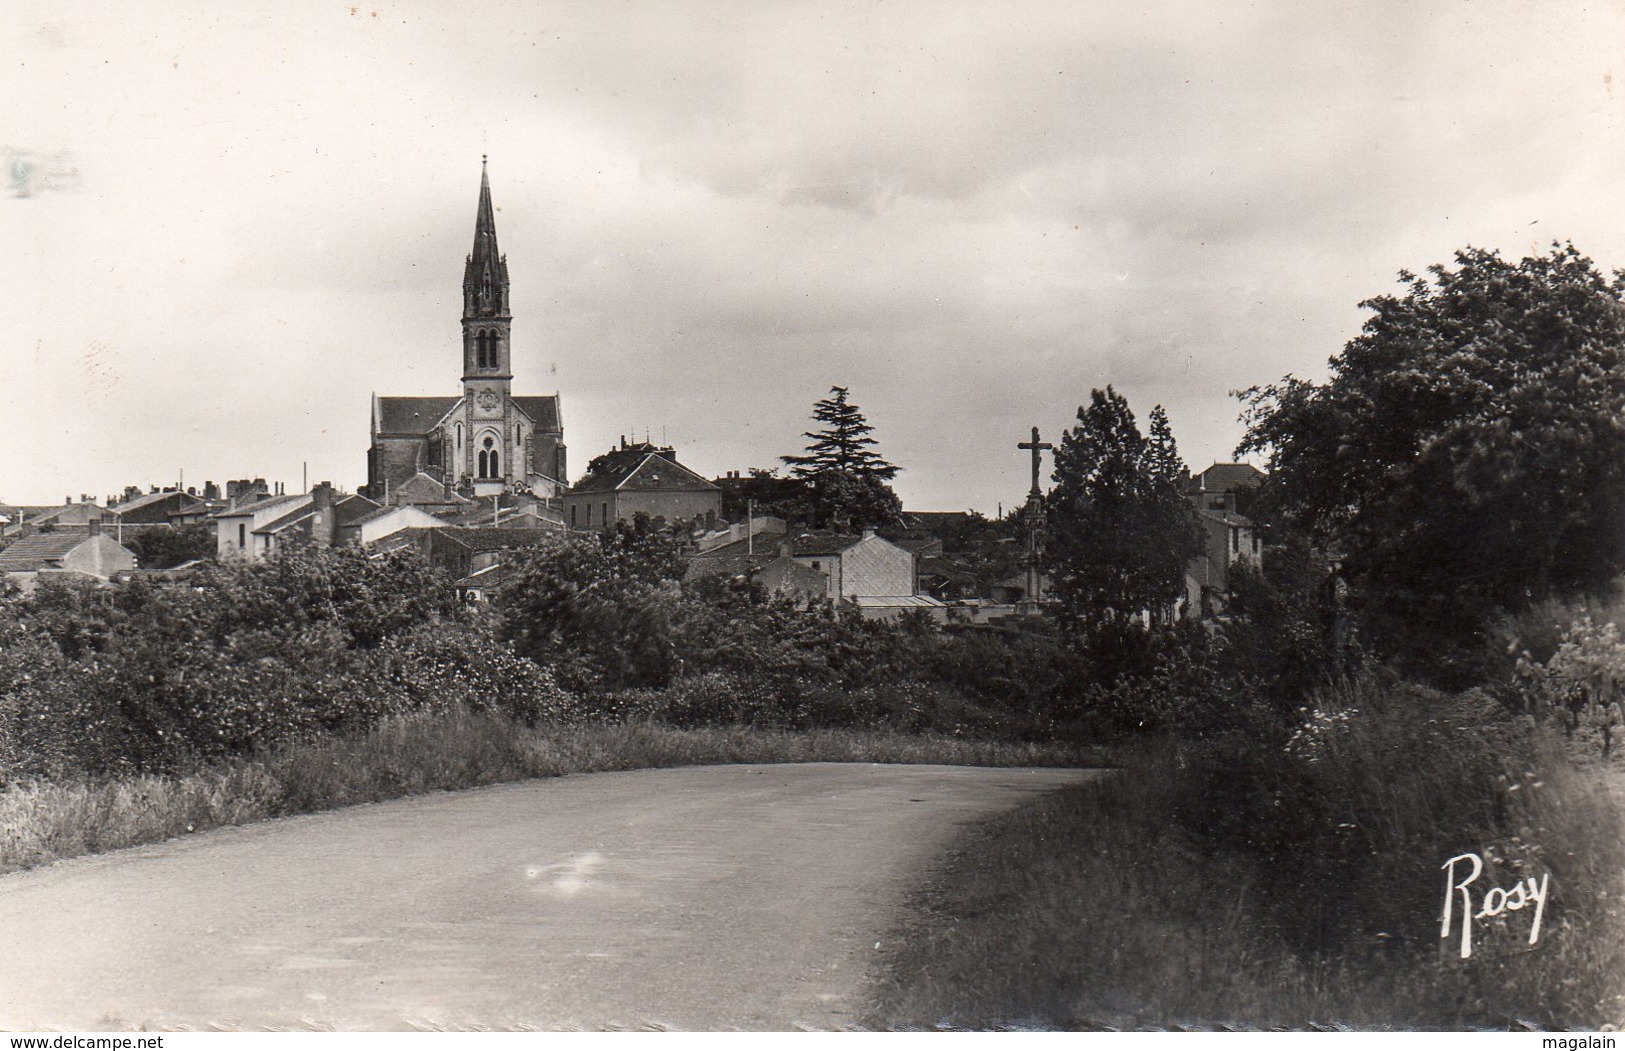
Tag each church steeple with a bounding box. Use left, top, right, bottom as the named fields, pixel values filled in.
left=462, top=156, right=511, bottom=381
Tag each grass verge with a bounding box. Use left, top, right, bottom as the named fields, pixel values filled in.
left=0, top=709, right=1091, bottom=876
left=866, top=689, right=1625, bottom=1030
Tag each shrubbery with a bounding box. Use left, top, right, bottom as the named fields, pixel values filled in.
left=0, top=548, right=567, bottom=780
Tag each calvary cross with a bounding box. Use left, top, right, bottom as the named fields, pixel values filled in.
left=1018, top=426, right=1053, bottom=498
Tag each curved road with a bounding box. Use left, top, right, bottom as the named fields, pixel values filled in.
left=0, top=763, right=1097, bottom=1031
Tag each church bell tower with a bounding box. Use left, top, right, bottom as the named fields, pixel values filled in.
left=462, top=157, right=514, bottom=490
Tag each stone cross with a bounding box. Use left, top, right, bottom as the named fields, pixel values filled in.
left=1015, top=426, right=1053, bottom=615
left=1018, top=427, right=1052, bottom=499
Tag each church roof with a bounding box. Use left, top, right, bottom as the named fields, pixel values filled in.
left=375, top=397, right=460, bottom=436
left=511, top=396, right=561, bottom=432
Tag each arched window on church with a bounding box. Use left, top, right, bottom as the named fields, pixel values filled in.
left=479, top=435, right=499, bottom=479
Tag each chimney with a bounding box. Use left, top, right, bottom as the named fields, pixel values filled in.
left=862, top=527, right=877, bottom=540
left=311, top=482, right=336, bottom=546
left=87, top=517, right=102, bottom=537
left=779, top=539, right=794, bottom=558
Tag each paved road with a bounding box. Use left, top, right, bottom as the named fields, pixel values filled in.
left=0, top=763, right=1098, bottom=1031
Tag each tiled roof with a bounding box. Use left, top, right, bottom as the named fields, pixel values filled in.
left=453, top=562, right=513, bottom=589
left=366, top=527, right=434, bottom=554
left=392, top=471, right=462, bottom=504
left=430, top=527, right=563, bottom=554
left=252, top=506, right=316, bottom=535
left=212, top=493, right=305, bottom=519
left=351, top=506, right=395, bottom=526
left=0, top=533, right=90, bottom=571
left=375, top=397, right=461, bottom=435
left=111, top=491, right=205, bottom=520
left=1187, top=463, right=1266, bottom=494
left=333, top=494, right=382, bottom=527
left=692, top=531, right=865, bottom=560
left=683, top=552, right=779, bottom=579
left=570, top=447, right=717, bottom=496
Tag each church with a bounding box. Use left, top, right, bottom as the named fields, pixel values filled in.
left=364, top=161, right=568, bottom=504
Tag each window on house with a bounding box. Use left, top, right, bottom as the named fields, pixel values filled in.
left=602, top=503, right=608, bottom=526
left=238, top=523, right=246, bottom=548
left=811, top=561, right=821, bottom=570
left=571, top=505, right=577, bottom=527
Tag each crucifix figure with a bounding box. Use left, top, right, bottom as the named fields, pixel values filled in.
left=1018, top=426, right=1052, bottom=499
left=1015, top=426, right=1053, bottom=615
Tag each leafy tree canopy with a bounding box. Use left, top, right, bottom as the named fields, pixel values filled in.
left=123, top=522, right=215, bottom=570
left=1238, top=243, right=1625, bottom=666
left=1046, top=388, right=1204, bottom=628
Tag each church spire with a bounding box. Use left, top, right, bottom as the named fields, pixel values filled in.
left=463, top=155, right=509, bottom=319
left=462, top=157, right=512, bottom=382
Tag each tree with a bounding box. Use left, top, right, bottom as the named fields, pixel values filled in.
left=782, top=386, right=900, bottom=480
left=122, top=522, right=215, bottom=569
left=780, top=386, right=902, bottom=529
left=1045, top=387, right=1205, bottom=628
left=1238, top=243, right=1625, bottom=673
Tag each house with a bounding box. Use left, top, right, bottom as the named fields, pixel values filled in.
left=433, top=492, right=566, bottom=531
left=211, top=483, right=354, bottom=559
left=3, top=498, right=108, bottom=539
left=564, top=440, right=722, bottom=533
left=687, top=528, right=943, bottom=619
left=683, top=551, right=831, bottom=604
left=451, top=561, right=514, bottom=604
left=338, top=502, right=439, bottom=548
left=1183, top=462, right=1267, bottom=617
left=694, top=515, right=787, bottom=552
left=0, top=523, right=137, bottom=593
left=107, top=489, right=209, bottom=527
left=1186, top=463, right=1265, bottom=515
left=413, top=527, right=563, bottom=583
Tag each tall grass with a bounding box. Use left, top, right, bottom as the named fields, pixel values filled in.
left=0, top=709, right=1089, bottom=876
left=868, top=677, right=1625, bottom=1030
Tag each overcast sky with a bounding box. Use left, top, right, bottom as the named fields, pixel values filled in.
left=4, top=1, right=1622, bottom=512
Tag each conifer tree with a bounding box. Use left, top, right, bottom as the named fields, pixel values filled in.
left=780, top=386, right=902, bottom=529
left=782, top=387, right=900, bottom=480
